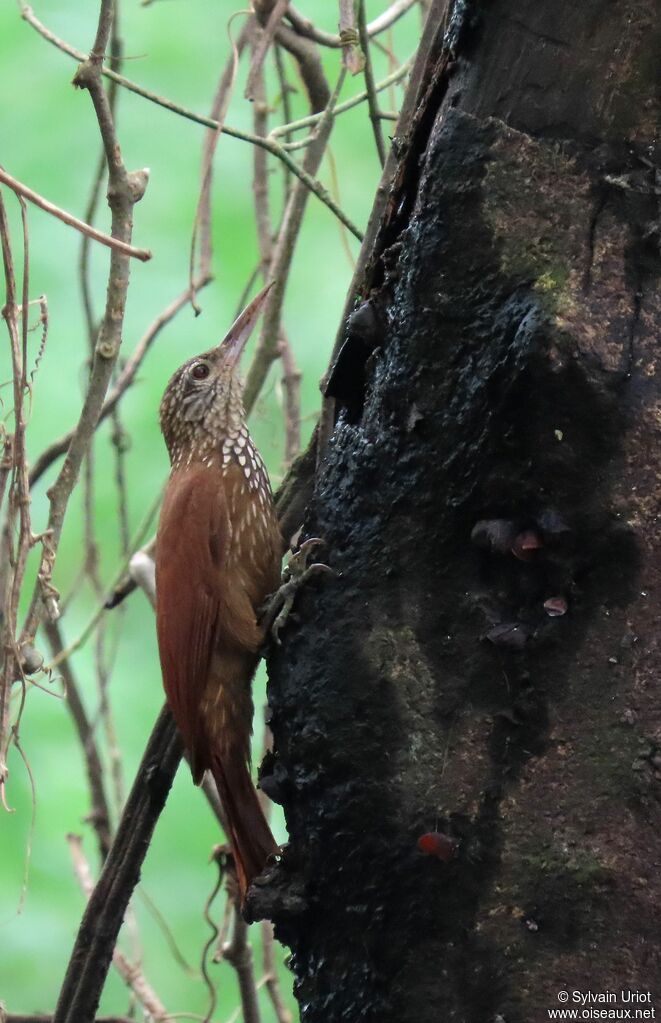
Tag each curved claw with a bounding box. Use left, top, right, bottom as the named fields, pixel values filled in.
left=260, top=537, right=335, bottom=648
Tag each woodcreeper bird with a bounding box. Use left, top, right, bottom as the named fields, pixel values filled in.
left=155, top=284, right=281, bottom=901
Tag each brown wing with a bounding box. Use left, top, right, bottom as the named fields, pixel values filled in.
left=155, top=464, right=226, bottom=779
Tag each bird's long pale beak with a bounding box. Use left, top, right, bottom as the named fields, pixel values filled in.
left=217, top=281, right=274, bottom=369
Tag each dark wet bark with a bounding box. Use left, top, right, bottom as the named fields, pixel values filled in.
left=253, top=1, right=661, bottom=1021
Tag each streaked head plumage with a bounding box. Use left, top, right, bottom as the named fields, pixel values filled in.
left=159, top=282, right=274, bottom=465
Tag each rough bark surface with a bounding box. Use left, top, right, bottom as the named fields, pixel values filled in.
left=255, top=2, right=661, bottom=1021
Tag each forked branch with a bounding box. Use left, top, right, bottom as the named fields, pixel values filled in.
left=0, top=166, right=151, bottom=261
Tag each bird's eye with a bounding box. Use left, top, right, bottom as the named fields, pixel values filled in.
left=191, top=361, right=210, bottom=381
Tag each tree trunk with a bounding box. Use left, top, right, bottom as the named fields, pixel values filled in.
left=254, top=1, right=661, bottom=1020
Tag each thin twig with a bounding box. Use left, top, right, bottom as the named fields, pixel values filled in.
left=357, top=0, right=387, bottom=166
left=244, top=67, right=348, bottom=413
left=0, top=434, right=13, bottom=519
left=223, top=903, right=262, bottom=1023
left=251, top=35, right=303, bottom=477
left=274, top=23, right=330, bottom=113
left=111, top=408, right=131, bottom=557
left=199, top=18, right=251, bottom=279
left=273, top=43, right=294, bottom=207
left=137, top=886, right=199, bottom=978
left=66, top=833, right=169, bottom=1021
left=252, top=54, right=274, bottom=279
left=250, top=49, right=303, bottom=467
left=20, top=3, right=363, bottom=241
left=270, top=56, right=413, bottom=137
left=104, top=425, right=131, bottom=818
left=200, top=847, right=226, bottom=1023
left=0, top=192, right=32, bottom=792
left=78, top=266, right=115, bottom=837
left=278, top=332, right=301, bottom=466
left=256, top=719, right=292, bottom=1023
left=97, top=625, right=126, bottom=815
left=79, top=7, right=121, bottom=338
left=190, top=16, right=248, bottom=312
left=326, top=145, right=357, bottom=269
left=261, top=920, right=293, bottom=1023
left=91, top=8, right=133, bottom=835
left=245, top=0, right=289, bottom=102
left=44, top=621, right=112, bottom=861
left=286, top=0, right=419, bottom=48
left=0, top=167, right=151, bottom=261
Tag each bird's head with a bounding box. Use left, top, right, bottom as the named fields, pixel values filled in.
left=159, top=282, right=272, bottom=464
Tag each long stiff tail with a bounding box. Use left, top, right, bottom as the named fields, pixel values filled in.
left=210, top=750, right=278, bottom=902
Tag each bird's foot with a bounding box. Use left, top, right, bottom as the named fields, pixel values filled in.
left=260, top=538, right=334, bottom=647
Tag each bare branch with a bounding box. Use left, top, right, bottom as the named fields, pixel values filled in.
left=357, top=0, right=387, bottom=166
left=199, top=847, right=225, bottom=1022
left=256, top=719, right=292, bottom=1023
left=273, top=42, right=295, bottom=199
left=278, top=332, right=302, bottom=466
left=223, top=902, right=262, bottom=1023
left=0, top=167, right=151, bottom=262
left=252, top=57, right=274, bottom=277
left=261, top=920, right=293, bottom=1023
left=190, top=18, right=248, bottom=313
left=53, top=705, right=181, bottom=1023
left=270, top=56, right=413, bottom=138
left=79, top=13, right=122, bottom=343
left=249, top=39, right=304, bottom=476
left=250, top=36, right=302, bottom=477
left=285, top=0, right=419, bottom=48
left=0, top=192, right=33, bottom=790
left=110, top=406, right=131, bottom=557
left=44, top=621, right=112, bottom=861
left=326, top=146, right=357, bottom=269
left=66, top=834, right=169, bottom=1021
left=244, top=67, right=348, bottom=413
left=0, top=434, right=13, bottom=519
left=273, top=24, right=330, bottom=113
left=196, top=20, right=251, bottom=284
left=20, top=3, right=363, bottom=240
left=246, top=0, right=290, bottom=102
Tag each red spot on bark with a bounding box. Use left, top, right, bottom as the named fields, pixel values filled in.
left=512, top=530, right=543, bottom=560
left=417, top=832, right=458, bottom=862
left=544, top=596, right=568, bottom=616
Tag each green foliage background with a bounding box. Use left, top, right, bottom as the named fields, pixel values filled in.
left=0, top=2, right=419, bottom=1017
